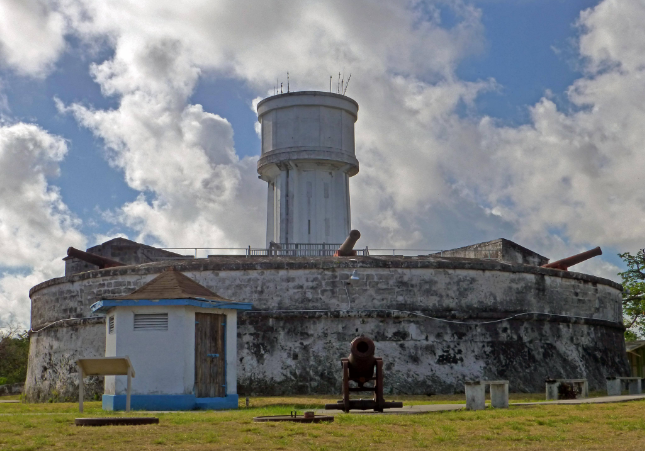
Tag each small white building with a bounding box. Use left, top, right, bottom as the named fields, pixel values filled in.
left=90, top=268, right=252, bottom=411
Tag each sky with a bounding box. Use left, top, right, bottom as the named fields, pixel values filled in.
left=1, top=0, right=644, bottom=328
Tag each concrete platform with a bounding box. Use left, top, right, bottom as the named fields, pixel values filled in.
left=514, top=394, right=645, bottom=406
left=317, top=394, right=645, bottom=415
left=318, top=404, right=466, bottom=415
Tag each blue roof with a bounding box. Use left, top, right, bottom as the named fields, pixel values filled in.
left=91, top=298, right=253, bottom=314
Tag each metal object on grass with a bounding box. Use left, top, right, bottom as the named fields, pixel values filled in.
left=325, top=336, right=403, bottom=412
left=253, top=411, right=334, bottom=423
left=75, top=417, right=159, bottom=427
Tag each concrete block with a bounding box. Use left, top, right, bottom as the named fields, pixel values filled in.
left=546, top=380, right=559, bottom=400
left=606, top=378, right=622, bottom=396
left=488, top=381, right=509, bottom=408
left=465, top=381, right=485, bottom=411
left=629, top=379, right=642, bottom=395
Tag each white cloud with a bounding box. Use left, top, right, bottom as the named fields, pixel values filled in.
left=3, top=0, right=644, bottom=293
left=51, top=0, right=487, bottom=251
left=440, top=0, right=645, bottom=263
left=0, top=0, right=67, bottom=77
left=0, top=122, right=85, bottom=327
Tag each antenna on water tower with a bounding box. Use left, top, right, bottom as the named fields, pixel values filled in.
left=280, top=82, right=283, bottom=94
left=337, top=72, right=340, bottom=94
left=343, top=74, right=351, bottom=95
left=287, top=72, right=290, bottom=93
left=330, top=75, right=332, bottom=92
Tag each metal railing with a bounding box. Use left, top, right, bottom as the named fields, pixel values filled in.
left=158, top=246, right=502, bottom=259
left=251, top=243, right=372, bottom=257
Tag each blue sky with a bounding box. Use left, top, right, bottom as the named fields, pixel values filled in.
left=1, top=0, right=643, bottom=326
left=2, top=0, right=601, bottom=240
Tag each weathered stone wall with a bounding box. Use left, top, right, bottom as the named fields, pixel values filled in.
left=26, top=256, right=628, bottom=400
left=26, top=318, right=105, bottom=402
left=237, top=311, right=626, bottom=394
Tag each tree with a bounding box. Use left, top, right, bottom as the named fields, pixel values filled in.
left=0, top=327, right=30, bottom=385
left=618, top=249, right=645, bottom=340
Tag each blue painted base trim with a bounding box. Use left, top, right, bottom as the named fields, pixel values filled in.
left=102, top=394, right=238, bottom=411
left=195, top=394, right=238, bottom=410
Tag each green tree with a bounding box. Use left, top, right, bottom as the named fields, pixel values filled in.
left=619, top=249, right=645, bottom=340
left=0, top=328, right=30, bottom=385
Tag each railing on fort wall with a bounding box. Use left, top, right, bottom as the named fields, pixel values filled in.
left=159, top=246, right=456, bottom=258
left=250, top=243, right=370, bottom=256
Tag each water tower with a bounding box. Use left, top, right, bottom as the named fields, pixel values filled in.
left=256, top=92, right=359, bottom=248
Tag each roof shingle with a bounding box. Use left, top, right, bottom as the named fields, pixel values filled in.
left=108, top=268, right=233, bottom=302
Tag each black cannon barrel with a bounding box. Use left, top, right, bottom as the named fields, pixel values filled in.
left=335, top=230, right=361, bottom=256
left=541, top=247, right=602, bottom=271
left=67, top=247, right=126, bottom=269
left=347, top=336, right=376, bottom=381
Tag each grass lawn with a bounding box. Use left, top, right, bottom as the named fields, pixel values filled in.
left=2, top=394, right=645, bottom=450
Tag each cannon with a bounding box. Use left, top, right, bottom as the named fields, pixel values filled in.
left=541, top=247, right=602, bottom=271
left=334, top=230, right=361, bottom=257
left=67, top=247, right=126, bottom=269
left=324, top=336, right=403, bottom=412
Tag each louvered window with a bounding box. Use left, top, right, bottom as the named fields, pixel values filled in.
left=108, top=316, right=115, bottom=334
left=133, top=313, right=168, bottom=331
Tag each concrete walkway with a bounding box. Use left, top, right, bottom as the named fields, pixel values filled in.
left=317, top=394, right=645, bottom=415
left=513, top=394, right=645, bottom=406
left=319, top=404, right=465, bottom=415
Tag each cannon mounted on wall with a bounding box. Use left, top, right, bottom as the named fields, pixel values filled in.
left=67, top=247, right=126, bottom=270
left=325, top=336, right=402, bottom=412
left=334, top=230, right=361, bottom=257
left=541, top=247, right=602, bottom=271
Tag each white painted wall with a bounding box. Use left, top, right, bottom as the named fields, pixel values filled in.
left=104, top=305, right=238, bottom=397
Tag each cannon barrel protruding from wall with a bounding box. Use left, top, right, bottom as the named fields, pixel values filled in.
left=335, top=230, right=361, bottom=257
left=541, top=247, right=602, bottom=271
left=67, top=247, right=126, bottom=269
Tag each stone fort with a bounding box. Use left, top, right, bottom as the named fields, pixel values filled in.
left=25, top=91, right=628, bottom=401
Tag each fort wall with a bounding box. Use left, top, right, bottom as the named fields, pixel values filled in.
left=25, top=256, right=628, bottom=401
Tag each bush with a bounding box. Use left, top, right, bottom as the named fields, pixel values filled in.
left=0, top=329, right=30, bottom=385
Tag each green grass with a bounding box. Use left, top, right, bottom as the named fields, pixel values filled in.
left=2, top=394, right=645, bottom=450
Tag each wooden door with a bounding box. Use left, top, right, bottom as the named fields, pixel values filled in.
left=194, top=312, right=226, bottom=398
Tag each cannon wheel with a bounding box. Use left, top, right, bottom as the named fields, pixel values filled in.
left=374, top=358, right=384, bottom=412
left=342, top=359, right=350, bottom=412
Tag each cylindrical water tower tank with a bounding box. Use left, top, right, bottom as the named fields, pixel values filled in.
left=257, top=92, right=359, bottom=246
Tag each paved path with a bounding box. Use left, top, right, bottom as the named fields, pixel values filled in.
left=318, top=404, right=465, bottom=415
left=317, top=394, right=645, bottom=415
left=514, top=394, right=645, bottom=406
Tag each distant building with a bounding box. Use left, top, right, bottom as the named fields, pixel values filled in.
left=435, top=238, right=548, bottom=266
